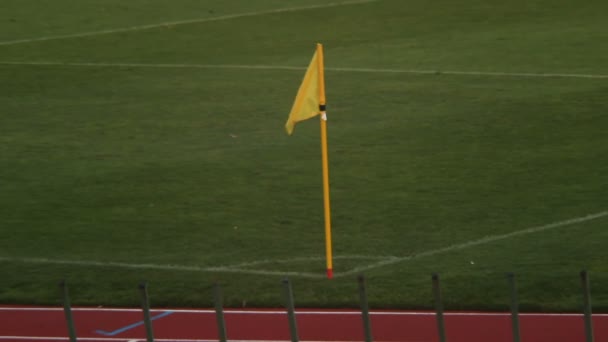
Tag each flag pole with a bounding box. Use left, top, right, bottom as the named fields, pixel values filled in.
left=316, top=43, right=333, bottom=279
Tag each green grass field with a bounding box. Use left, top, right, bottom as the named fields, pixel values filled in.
left=1, top=0, right=607, bottom=312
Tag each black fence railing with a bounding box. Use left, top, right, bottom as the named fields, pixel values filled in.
left=58, top=270, right=597, bottom=342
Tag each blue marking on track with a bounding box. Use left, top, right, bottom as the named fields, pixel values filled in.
left=94, top=310, right=174, bottom=336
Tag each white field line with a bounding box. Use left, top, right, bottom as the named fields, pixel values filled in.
left=0, top=0, right=377, bottom=46
left=1, top=61, right=607, bottom=80
left=0, top=61, right=307, bottom=70
left=331, top=66, right=608, bottom=79
left=0, top=256, right=326, bottom=279
left=0, top=211, right=606, bottom=278
left=2, top=306, right=608, bottom=317
left=0, top=253, right=396, bottom=278
left=226, top=255, right=392, bottom=268
left=335, top=210, right=608, bottom=278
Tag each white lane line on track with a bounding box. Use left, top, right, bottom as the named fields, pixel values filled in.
left=335, top=210, right=608, bottom=278
left=0, top=0, right=378, bottom=46
left=0, top=338, right=405, bottom=342
left=1, top=61, right=607, bottom=80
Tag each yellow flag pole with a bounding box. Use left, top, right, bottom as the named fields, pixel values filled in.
left=316, top=43, right=333, bottom=279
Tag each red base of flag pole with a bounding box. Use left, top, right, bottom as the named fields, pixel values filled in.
left=326, top=269, right=333, bottom=279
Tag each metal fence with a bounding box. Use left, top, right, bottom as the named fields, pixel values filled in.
left=58, top=270, right=597, bottom=342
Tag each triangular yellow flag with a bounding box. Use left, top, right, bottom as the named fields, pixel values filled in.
left=283, top=44, right=333, bottom=279
left=285, top=50, right=321, bottom=135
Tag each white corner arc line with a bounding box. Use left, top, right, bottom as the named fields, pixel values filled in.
left=1, top=61, right=607, bottom=80
left=226, top=255, right=394, bottom=269
left=334, top=210, right=608, bottom=278
left=0, top=255, right=389, bottom=279
left=0, top=0, right=377, bottom=46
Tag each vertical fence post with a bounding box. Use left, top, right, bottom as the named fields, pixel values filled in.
left=138, top=282, right=155, bottom=342
left=580, top=270, right=594, bottom=342
left=282, top=278, right=299, bottom=342
left=60, top=280, right=78, bottom=342
left=213, top=282, right=228, bottom=342
left=507, top=273, right=521, bottom=342
left=358, top=275, right=373, bottom=342
left=432, top=273, right=447, bottom=342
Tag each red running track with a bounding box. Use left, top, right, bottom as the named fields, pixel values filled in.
left=1, top=305, right=607, bottom=341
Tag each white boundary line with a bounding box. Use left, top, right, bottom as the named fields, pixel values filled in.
left=0, top=255, right=395, bottom=279
left=1, top=61, right=607, bottom=80
left=0, top=0, right=377, bottom=46
left=0, top=211, right=608, bottom=279
left=0, top=256, right=327, bottom=279
left=336, top=211, right=608, bottom=277
left=0, top=211, right=606, bottom=278
left=331, top=66, right=608, bottom=79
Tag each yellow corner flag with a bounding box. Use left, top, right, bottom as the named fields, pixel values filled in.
left=284, top=44, right=333, bottom=279
left=285, top=48, right=321, bottom=135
